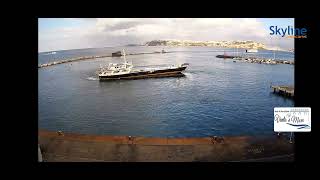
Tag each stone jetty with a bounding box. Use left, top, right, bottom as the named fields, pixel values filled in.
left=38, top=51, right=171, bottom=68
left=216, top=55, right=294, bottom=65
left=38, top=55, right=111, bottom=68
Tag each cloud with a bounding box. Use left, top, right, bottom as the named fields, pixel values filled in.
left=38, top=18, right=294, bottom=52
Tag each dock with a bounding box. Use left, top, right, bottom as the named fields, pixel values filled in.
left=38, top=130, right=294, bottom=162
left=271, top=85, right=294, bottom=98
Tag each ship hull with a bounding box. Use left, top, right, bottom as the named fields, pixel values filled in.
left=99, top=66, right=187, bottom=80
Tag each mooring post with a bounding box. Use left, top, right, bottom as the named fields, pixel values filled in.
left=38, top=144, right=43, bottom=162
left=289, top=132, right=293, bottom=143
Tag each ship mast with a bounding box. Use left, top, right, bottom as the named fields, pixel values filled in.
left=122, top=49, right=127, bottom=63
left=122, top=49, right=127, bottom=68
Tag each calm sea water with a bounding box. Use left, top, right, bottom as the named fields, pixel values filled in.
left=38, top=46, right=294, bottom=137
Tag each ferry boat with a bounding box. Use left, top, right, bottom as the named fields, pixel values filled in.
left=98, top=50, right=189, bottom=80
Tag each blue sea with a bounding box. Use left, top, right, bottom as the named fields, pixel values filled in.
left=38, top=46, right=294, bottom=137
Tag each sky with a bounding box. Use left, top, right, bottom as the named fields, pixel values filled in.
left=38, top=18, right=294, bottom=52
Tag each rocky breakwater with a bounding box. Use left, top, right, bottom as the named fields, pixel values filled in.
left=38, top=51, right=171, bottom=68
left=38, top=55, right=111, bottom=68
left=216, top=55, right=294, bottom=65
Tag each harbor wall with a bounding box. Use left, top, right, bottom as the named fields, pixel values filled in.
left=38, top=130, right=294, bottom=162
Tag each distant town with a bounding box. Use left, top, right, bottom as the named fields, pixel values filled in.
left=140, top=40, right=293, bottom=52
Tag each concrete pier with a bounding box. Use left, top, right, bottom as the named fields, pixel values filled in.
left=38, top=130, right=294, bottom=162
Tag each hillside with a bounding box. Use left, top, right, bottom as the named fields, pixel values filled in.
left=145, top=40, right=266, bottom=49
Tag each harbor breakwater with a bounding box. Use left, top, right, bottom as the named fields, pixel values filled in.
left=216, top=55, right=294, bottom=65
left=38, top=51, right=171, bottom=68
left=39, top=50, right=294, bottom=68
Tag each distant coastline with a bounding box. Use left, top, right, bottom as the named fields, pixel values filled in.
left=144, top=39, right=266, bottom=50
left=144, top=40, right=293, bottom=52
left=39, top=40, right=294, bottom=54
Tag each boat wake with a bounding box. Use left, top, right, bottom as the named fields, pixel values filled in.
left=183, top=72, right=193, bottom=80
left=86, top=76, right=99, bottom=81
left=44, top=51, right=57, bottom=55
